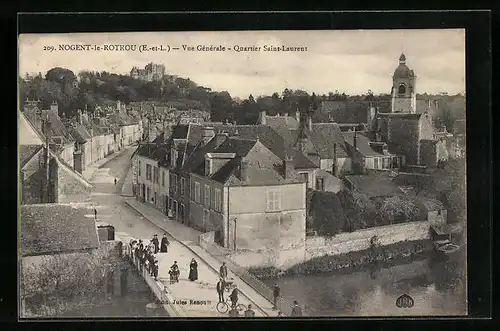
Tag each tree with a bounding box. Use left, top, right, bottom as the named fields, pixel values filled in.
left=375, top=196, right=420, bottom=225
left=20, top=248, right=119, bottom=317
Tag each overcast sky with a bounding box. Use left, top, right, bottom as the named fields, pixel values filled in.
left=19, top=30, right=465, bottom=98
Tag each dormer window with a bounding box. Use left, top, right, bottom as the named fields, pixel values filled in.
left=398, top=84, right=406, bottom=94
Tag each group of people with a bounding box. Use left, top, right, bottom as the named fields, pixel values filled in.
left=167, top=258, right=199, bottom=283
left=130, top=233, right=171, bottom=280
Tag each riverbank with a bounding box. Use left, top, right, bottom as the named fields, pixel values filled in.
left=249, top=239, right=433, bottom=280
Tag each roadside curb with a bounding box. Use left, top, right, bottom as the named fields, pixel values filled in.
left=124, top=199, right=272, bottom=317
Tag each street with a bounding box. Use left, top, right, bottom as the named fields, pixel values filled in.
left=88, top=148, right=271, bottom=317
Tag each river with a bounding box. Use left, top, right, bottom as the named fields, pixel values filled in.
left=263, top=250, right=467, bottom=317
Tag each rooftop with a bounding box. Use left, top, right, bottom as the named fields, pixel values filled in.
left=20, top=144, right=43, bottom=168
left=20, top=204, right=99, bottom=257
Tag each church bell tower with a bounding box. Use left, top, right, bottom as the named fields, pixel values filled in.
left=391, top=53, right=417, bottom=113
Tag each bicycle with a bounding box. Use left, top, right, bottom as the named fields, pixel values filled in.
left=215, top=299, right=246, bottom=314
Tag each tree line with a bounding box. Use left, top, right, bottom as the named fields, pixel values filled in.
left=19, top=67, right=465, bottom=129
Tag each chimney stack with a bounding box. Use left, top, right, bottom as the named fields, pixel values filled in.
left=283, top=154, right=295, bottom=179
left=259, top=110, right=266, bottom=125
left=201, top=127, right=215, bottom=145
left=240, top=158, right=249, bottom=182
left=50, top=101, right=58, bottom=116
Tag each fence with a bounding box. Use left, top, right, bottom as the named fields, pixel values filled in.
left=122, top=242, right=182, bottom=317
left=201, top=238, right=297, bottom=317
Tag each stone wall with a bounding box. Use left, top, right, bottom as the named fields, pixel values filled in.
left=305, top=221, right=431, bottom=260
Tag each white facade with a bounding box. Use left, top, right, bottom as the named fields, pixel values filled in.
left=136, top=154, right=169, bottom=213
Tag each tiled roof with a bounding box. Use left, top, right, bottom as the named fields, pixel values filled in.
left=20, top=144, right=43, bottom=168
left=136, top=143, right=168, bottom=162
left=345, top=175, right=402, bottom=198
left=182, top=134, right=229, bottom=173
left=265, top=115, right=300, bottom=130
left=72, top=122, right=91, bottom=142
left=343, top=131, right=382, bottom=157
left=45, top=111, right=75, bottom=144
left=20, top=204, right=99, bottom=257
left=307, top=123, right=348, bottom=159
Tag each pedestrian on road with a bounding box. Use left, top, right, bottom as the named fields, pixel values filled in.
left=229, top=287, right=239, bottom=308
left=114, top=177, right=117, bottom=185
left=152, top=234, right=160, bottom=254
left=148, top=250, right=155, bottom=275
left=188, top=258, right=198, bottom=281
left=244, top=304, right=255, bottom=317
left=152, top=260, right=159, bottom=280
left=219, top=262, right=228, bottom=281
left=170, top=261, right=180, bottom=283
left=272, top=284, right=280, bottom=310
left=216, top=278, right=225, bottom=303
left=291, top=300, right=303, bottom=317
left=94, top=208, right=97, bottom=221
left=160, top=233, right=170, bottom=253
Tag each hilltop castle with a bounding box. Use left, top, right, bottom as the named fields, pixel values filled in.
left=130, top=62, right=166, bottom=82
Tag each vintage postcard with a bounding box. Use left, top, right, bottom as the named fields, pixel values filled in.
left=18, top=29, right=467, bottom=318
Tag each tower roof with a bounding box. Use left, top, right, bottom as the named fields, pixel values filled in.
left=393, top=53, right=414, bottom=78
left=399, top=53, right=406, bottom=63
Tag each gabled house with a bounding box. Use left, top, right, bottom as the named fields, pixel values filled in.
left=343, top=130, right=405, bottom=172
left=187, top=134, right=307, bottom=268
left=19, top=111, right=92, bottom=203
left=23, top=101, right=76, bottom=167
left=261, top=110, right=349, bottom=179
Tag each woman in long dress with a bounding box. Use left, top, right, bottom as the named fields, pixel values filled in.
left=188, top=258, right=198, bottom=281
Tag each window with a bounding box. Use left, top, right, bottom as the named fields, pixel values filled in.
left=266, top=189, right=281, bottom=212
left=382, top=158, right=390, bottom=169
left=214, top=188, right=221, bottom=212
left=316, top=178, right=324, bottom=191
left=180, top=203, right=185, bottom=221
left=301, top=173, right=309, bottom=187
left=191, top=179, right=195, bottom=200
left=170, top=149, right=177, bottom=168
left=173, top=174, right=177, bottom=193
left=162, top=171, right=165, bottom=186
left=138, top=161, right=141, bottom=176
left=194, top=182, right=201, bottom=203
left=437, top=210, right=441, bottom=216
left=398, top=83, right=406, bottom=94
left=153, top=167, right=159, bottom=184
left=374, top=158, right=379, bottom=169
left=181, top=178, right=185, bottom=196
left=146, top=187, right=151, bottom=201
left=146, top=164, right=152, bottom=181
left=204, top=184, right=210, bottom=207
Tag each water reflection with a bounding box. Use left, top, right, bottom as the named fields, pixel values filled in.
left=264, top=251, right=467, bottom=316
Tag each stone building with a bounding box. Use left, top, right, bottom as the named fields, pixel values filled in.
left=391, top=53, right=417, bottom=113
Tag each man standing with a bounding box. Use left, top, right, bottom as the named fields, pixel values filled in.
left=272, top=284, right=280, bottom=310
left=114, top=177, right=117, bottom=185
left=152, top=234, right=159, bottom=254
left=244, top=304, right=255, bottom=317
left=216, top=278, right=225, bottom=303
left=291, top=300, right=303, bottom=316
left=219, top=262, right=228, bottom=281
left=94, top=207, right=97, bottom=221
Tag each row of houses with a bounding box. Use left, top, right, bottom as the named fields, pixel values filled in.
left=132, top=104, right=456, bottom=266
left=19, top=99, right=143, bottom=204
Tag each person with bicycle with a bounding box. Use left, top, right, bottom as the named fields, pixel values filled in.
left=229, top=287, right=239, bottom=308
